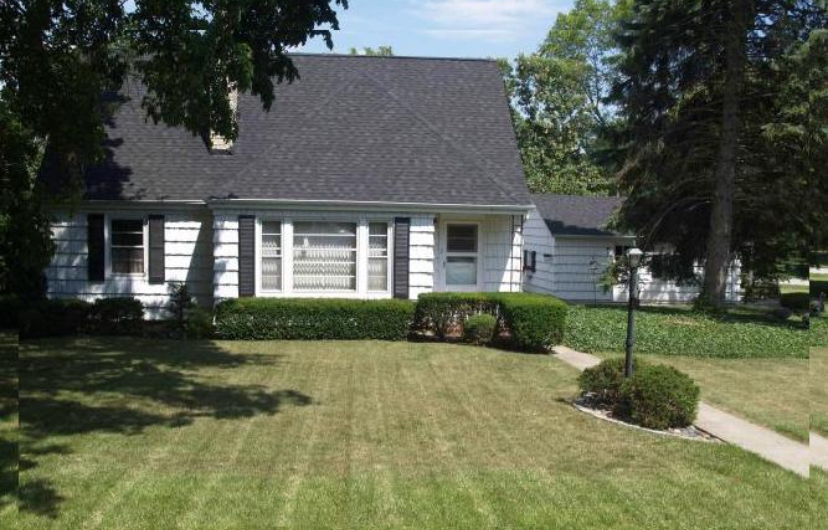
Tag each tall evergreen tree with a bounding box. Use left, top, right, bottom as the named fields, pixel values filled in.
left=611, top=0, right=826, bottom=307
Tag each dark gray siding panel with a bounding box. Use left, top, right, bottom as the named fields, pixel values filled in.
left=87, top=214, right=105, bottom=282
left=148, top=215, right=165, bottom=284
left=238, top=215, right=256, bottom=297
left=393, top=218, right=410, bottom=299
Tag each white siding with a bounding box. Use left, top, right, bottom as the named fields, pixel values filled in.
left=46, top=209, right=214, bottom=318
left=482, top=215, right=523, bottom=292
left=409, top=215, right=436, bottom=299
left=522, top=208, right=742, bottom=304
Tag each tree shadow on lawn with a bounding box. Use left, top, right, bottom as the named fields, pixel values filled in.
left=0, top=331, right=20, bottom=516
left=17, top=337, right=313, bottom=519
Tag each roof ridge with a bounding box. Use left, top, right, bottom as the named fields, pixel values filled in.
left=287, top=52, right=497, bottom=63
left=353, top=66, right=527, bottom=205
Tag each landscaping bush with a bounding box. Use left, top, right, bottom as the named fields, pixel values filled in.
left=463, top=314, right=497, bottom=345
left=578, top=358, right=629, bottom=407
left=495, top=293, right=567, bottom=352
left=0, top=295, right=22, bottom=329
left=414, top=293, right=499, bottom=338
left=780, top=292, right=810, bottom=312
left=19, top=298, right=92, bottom=338
left=615, top=364, right=700, bottom=430
left=215, top=298, right=416, bottom=340
left=89, top=297, right=144, bottom=334
left=185, top=307, right=214, bottom=339
left=415, top=292, right=567, bottom=352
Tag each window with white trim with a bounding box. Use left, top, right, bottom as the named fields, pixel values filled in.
left=446, top=224, right=478, bottom=286
left=261, top=221, right=282, bottom=291
left=293, top=221, right=357, bottom=291
left=111, top=219, right=145, bottom=274
left=368, top=222, right=390, bottom=291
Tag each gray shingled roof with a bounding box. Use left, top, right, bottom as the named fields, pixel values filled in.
left=75, top=54, right=531, bottom=206
left=532, top=194, right=626, bottom=236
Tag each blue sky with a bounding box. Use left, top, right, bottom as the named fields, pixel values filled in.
left=299, top=0, right=576, bottom=59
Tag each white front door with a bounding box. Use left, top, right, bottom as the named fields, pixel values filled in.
left=439, top=222, right=482, bottom=292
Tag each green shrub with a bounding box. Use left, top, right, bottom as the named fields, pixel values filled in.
left=615, top=364, right=700, bottom=430
left=578, top=358, right=630, bottom=407
left=414, top=293, right=499, bottom=338
left=168, top=283, right=196, bottom=330
left=0, top=295, right=22, bottom=329
left=89, top=297, right=144, bottom=334
left=780, top=292, right=810, bottom=312
left=463, top=314, right=497, bottom=345
left=215, top=298, right=416, bottom=340
left=185, top=307, right=214, bottom=339
left=415, top=292, right=567, bottom=352
left=494, top=293, right=567, bottom=352
left=19, top=298, right=92, bottom=338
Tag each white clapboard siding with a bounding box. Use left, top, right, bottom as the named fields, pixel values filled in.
left=46, top=210, right=214, bottom=318
left=481, top=215, right=523, bottom=292
left=409, top=215, right=435, bottom=298
left=523, top=205, right=741, bottom=304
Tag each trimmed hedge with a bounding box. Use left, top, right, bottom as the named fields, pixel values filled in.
left=415, top=292, right=567, bottom=352
left=579, top=358, right=700, bottom=430
left=215, top=298, right=416, bottom=340
left=15, top=297, right=145, bottom=338
left=617, top=364, right=700, bottom=430
left=463, top=314, right=497, bottom=345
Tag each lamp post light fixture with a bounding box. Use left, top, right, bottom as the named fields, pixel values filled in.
left=624, top=248, right=644, bottom=378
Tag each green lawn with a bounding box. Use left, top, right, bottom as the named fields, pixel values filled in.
left=0, top=331, right=18, bottom=521
left=595, top=351, right=809, bottom=442
left=812, top=348, right=828, bottom=438
left=565, top=304, right=817, bottom=358
left=10, top=337, right=812, bottom=529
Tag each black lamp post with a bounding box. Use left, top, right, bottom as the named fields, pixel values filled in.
left=624, top=248, right=643, bottom=378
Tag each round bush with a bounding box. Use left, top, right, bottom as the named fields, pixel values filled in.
left=185, top=307, right=214, bottom=339
left=577, top=358, right=629, bottom=407
left=614, top=364, right=700, bottom=430
left=463, top=314, right=497, bottom=345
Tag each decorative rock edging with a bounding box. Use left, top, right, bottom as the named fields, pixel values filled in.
left=570, top=398, right=720, bottom=443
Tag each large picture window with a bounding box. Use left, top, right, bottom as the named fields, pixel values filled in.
left=261, top=221, right=282, bottom=291
left=111, top=219, right=145, bottom=274
left=293, top=222, right=357, bottom=291
left=368, top=223, right=389, bottom=291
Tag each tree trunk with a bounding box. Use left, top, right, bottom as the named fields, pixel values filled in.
left=701, top=0, right=751, bottom=308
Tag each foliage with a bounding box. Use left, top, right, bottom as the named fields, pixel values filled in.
left=578, top=357, right=629, bottom=407
left=214, top=298, right=416, bottom=341
left=185, top=307, right=214, bottom=340
left=615, top=364, right=700, bottom=430
left=414, top=292, right=499, bottom=338
left=88, top=298, right=145, bottom=335
left=168, top=283, right=196, bottom=330
left=19, top=299, right=93, bottom=339
left=463, top=314, right=498, bottom=346
left=0, top=100, right=52, bottom=298
left=415, top=292, right=568, bottom=352
left=565, top=304, right=813, bottom=359
left=780, top=292, right=811, bottom=312
left=500, top=0, right=630, bottom=196
left=0, top=0, right=347, bottom=298
left=349, top=46, right=394, bottom=56
left=609, top=1, right=827, bottom=305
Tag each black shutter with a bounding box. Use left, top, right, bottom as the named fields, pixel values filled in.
left=238, top=215, right=256, bottom=297
left=531, top=251, right=537, bottom=273
left=87, top=214, right=105, bottom=282
left=393, top=217, right=410, bottom=299
left=148, top=215, right=165, bottom=284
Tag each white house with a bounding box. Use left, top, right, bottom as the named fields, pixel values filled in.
left=44, top=55, right=530, bottom=317
left=523, top=194, right=742, bottom=304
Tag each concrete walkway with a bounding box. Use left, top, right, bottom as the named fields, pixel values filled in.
left=812, top=432, right=828, bottom=472
left=552, top=346, right=811, bottom=478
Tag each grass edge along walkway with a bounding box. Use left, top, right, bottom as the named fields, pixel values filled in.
left=552, top=345, right=811, bottom=478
